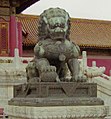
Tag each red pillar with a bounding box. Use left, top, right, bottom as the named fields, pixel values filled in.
left=17, top=22, right=22, bottom=56
left=9, top=16, right=17, bottom=57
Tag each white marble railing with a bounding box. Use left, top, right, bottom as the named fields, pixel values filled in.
left=0, top=49, right=33, bottom=63
left=0, top=56, right=33, bottom=63
left=101, top=74, right=111, bottom=81
left=0, top=48, right=110, bottom=79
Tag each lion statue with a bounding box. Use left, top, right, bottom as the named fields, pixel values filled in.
left=26, top=8, right=81, bottom=82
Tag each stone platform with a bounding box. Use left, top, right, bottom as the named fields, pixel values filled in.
left=9, top=97, right=104, bottom=107
left=8, top=82, right=108, bottom=119
left=8, top=105, right=108, bottom=119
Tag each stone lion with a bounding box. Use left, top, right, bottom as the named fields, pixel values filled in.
left=27, top=8, right=81, bottom=82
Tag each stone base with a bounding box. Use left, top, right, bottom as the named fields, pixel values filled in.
left=9, top=97, right=104, bottom=106
left=8, top=105, right=108, bottom=119
left=9, top=82, right=104, bottom=106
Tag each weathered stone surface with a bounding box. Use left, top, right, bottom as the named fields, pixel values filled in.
left=0, top=78, right=26, bottom=113
left=8, top=82, right=104, bottom=107
left=8, top=105, right=108, bottom=119
left=13, top=82, right=97, bottom=98
left=26, top=7, right=82, bottom=83
left=94, top=77, right=111, bottom=115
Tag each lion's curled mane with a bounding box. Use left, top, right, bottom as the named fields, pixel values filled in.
left=38, top=7, right=71, bottom=40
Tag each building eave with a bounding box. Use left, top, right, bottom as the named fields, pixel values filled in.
left=16, top=0, right=40, bottom=14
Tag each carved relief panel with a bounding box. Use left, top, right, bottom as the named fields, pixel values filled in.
left=0, top=0, right=10, bottom=7
left=0, top=22, right=9, bottom=55
left=0, top=0, right=10, bottom=15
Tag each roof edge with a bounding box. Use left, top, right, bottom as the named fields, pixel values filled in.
left=16, top=0, right=40, bottom=14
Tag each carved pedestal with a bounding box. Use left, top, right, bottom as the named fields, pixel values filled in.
left=9, top=82, right=104, bottom=106
left=8, top=82, right=108, bottom=119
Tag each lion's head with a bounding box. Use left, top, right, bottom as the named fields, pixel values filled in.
left=38, top=8, right=71, bottom=40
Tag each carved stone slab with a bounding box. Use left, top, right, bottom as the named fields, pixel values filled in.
left=13, top=82, right=97, bottom=98
left=8, top=82, right=104, bottom=106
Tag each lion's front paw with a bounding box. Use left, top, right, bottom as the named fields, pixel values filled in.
left=70, top=75, right=78, bottom=82
left=40, top=66, right=56, bottom=72
left=40, top=66, right=58, bottom=82
left=71, top=75, right=87, bottom=82
left=78, top=75, right=87, bottom=82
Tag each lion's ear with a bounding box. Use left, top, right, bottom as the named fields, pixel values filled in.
left=43, top=17, right=48, bottom=24
left=65, top=14, right=69, bottom=22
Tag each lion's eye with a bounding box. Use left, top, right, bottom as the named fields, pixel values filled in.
left=60, top=24, right=65, bottom=28
left=49, top=24, right=54, bottom=29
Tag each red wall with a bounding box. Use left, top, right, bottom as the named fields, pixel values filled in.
left=87, top=58, right=111, bottom=76
left=10, top=16, right=17, bottom=56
